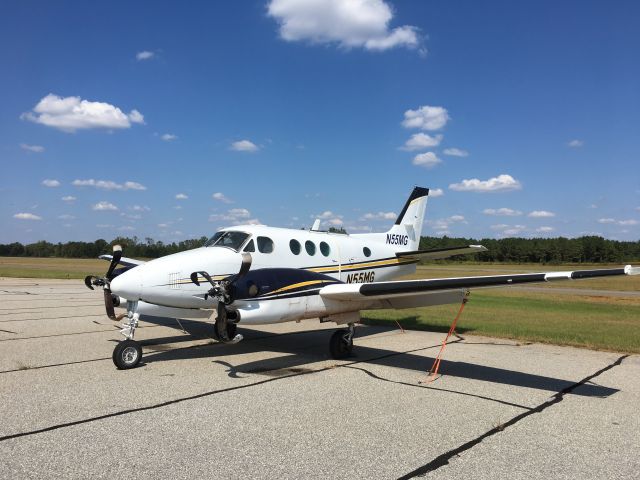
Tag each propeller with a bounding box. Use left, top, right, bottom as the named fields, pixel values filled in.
left=190, top=252, right=252, bottom=304
left=84, top=245, right=123, bottom=320
left=84, top=245, right=123, bottom=290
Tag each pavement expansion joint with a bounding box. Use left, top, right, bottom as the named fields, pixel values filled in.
left=344, top=365, right=532, bottom=410
left=395, top=354, right=629, bottom=480
left=0, top=340, right=447, bottom=443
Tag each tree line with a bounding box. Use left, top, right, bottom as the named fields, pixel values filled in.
left=1, top=235, right=638, bottom=263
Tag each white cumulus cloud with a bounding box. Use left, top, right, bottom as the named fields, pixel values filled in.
left=72, top=179, right=146, bottom=191
left=443, top=147, right=469, bottom=157
left=267, top=0, right=421, bottom=52
left=528, top=210, right=555, bottom=218
left=130, top=205, right=150, bottom=212
left=597, top=218, right=615, bottom=224
left=92, top=201, right=118, bottom=211
left=362, top=211, right=396, bottom=220
left=568, top=139, right=584, bottom=148
left=14, top=212, right=42, bottom=221
left=429, top=188, right=444, bottom=197
left=42, top=179, right=60, bottom=187
left=20, top=143, right=45, bottom=153
left=483, top=208, right=522, bottom=216
left=161, top=133, right=177, bottom=141
left=230, top=139, right=259, bottom=152
left=449, top=174, right=522, bottom=193
left=22, top=94, right=144, bottom=132
left=209, top=208, right=259, bottom=225
left=536, top=226, right=555, bottom=233
left=401, top=133, right=443, bottom=151
left=412, top=152, right=442, bottom=168
left=618, top=219, right=639, bottom=226
left=212, top=192, right=233, bottom=203
left=136, top=51, right=155, bottom=61
left=175, top=193, right=188, bottom=200
left=62, top=196, right=76, bottom=202
left=402, top=106, right=449, bottom=131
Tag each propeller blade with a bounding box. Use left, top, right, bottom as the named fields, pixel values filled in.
left=237, top=253, right=252, bottom=280
left=103, top=288, right=116, bottom=320
left=105, top=245, right=123, bottom=281
left=190, top=271, right=216, bottom=287
left=84, top=275, right=95, bottom=290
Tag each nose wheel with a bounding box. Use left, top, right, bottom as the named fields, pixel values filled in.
left=113, top=339, right=142, bottom=369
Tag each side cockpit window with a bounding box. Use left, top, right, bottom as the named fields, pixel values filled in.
left=243, top=239, right=255, bottom=252
left=257, top=236, right=274, bottom=254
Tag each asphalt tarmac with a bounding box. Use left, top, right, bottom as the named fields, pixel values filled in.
left=1, top=278, right=638, bottom=479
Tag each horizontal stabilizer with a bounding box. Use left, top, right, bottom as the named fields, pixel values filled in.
left=396, top=245, right=487, bottom=260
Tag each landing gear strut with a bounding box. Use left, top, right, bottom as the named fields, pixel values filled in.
left=329, top=323, right=355, bottom=359
left=113, top=300, right=143, bottom=369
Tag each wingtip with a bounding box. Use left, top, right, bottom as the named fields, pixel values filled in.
left=624, top=265, right=640, bottom=275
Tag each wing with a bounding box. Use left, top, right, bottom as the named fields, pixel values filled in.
left=396, top=245, right=487, bottom=260
left=320, top=265, right=639, bottom=306
left=99, top=254, right=146, bottom=268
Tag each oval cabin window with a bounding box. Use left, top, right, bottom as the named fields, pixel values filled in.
left=320, top=241, right=331, bottom=257
left=305, top=240, right=316, bottom=256
left=290, top=239, right=301, bottom=255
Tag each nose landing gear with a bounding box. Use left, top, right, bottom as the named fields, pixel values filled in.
left=113, top=300, right=143, bottom=369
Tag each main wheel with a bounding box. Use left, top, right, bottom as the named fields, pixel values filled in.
left=329, top=329, right=353, bottom=359
left=227, top=322, right=237, bottom=338
left=113, top=339, right=142, bottom=369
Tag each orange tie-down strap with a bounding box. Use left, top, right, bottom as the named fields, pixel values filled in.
left=421, top=290, right=470, bottom=383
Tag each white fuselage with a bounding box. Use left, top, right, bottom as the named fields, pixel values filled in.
left=110, top=224, right=420, bottom=324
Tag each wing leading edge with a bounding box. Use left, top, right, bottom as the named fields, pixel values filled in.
left=320, top=265, right=640, bottom=301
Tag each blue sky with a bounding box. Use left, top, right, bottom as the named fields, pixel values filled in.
left=1, top=0, right=639, bottom=244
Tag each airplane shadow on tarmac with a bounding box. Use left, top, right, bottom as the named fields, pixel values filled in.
left=131, top=315, right=619, bottom=399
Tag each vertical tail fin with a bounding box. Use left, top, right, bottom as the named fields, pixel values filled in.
left=386, top=187, right=429, bottom=251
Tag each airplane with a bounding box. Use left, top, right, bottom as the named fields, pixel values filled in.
left=85, top=187, right=639, bottom=369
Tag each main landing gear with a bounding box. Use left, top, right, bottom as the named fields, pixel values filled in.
left=211, top=303, right=243, bottom=344
left=113, top=300, right=143, bottom=369
left=329, top=323, right=355, bottom=359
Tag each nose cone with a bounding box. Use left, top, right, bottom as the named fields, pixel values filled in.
left=110, top=267, right=143, bottom=301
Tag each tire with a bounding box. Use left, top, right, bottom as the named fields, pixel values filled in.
left=113, top=339, right=142, bottom=369
left=329, top=329, right=353, bottom=359
left=227, top=322, right=237, bottom=339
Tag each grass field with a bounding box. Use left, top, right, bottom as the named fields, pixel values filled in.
left=1, top=257, right=639, bottom=353
left=0, top=256, right=106, bottom=279
left=363, top=264, right=640, bottom=353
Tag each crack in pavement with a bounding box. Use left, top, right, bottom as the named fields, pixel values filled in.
left=0, top=324, right=161, bottom=342
left=396, top=354, right=629, bottom=480
left=0, top=314, right=106, bottom=323
left=344, top=365, right=532, bottom=410
left=0, top=304, right=103, bottom=314
left=0, top=341, right=443, bottom=442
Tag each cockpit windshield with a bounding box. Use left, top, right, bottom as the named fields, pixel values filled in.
left=204, top=231, right=250, bottom=251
